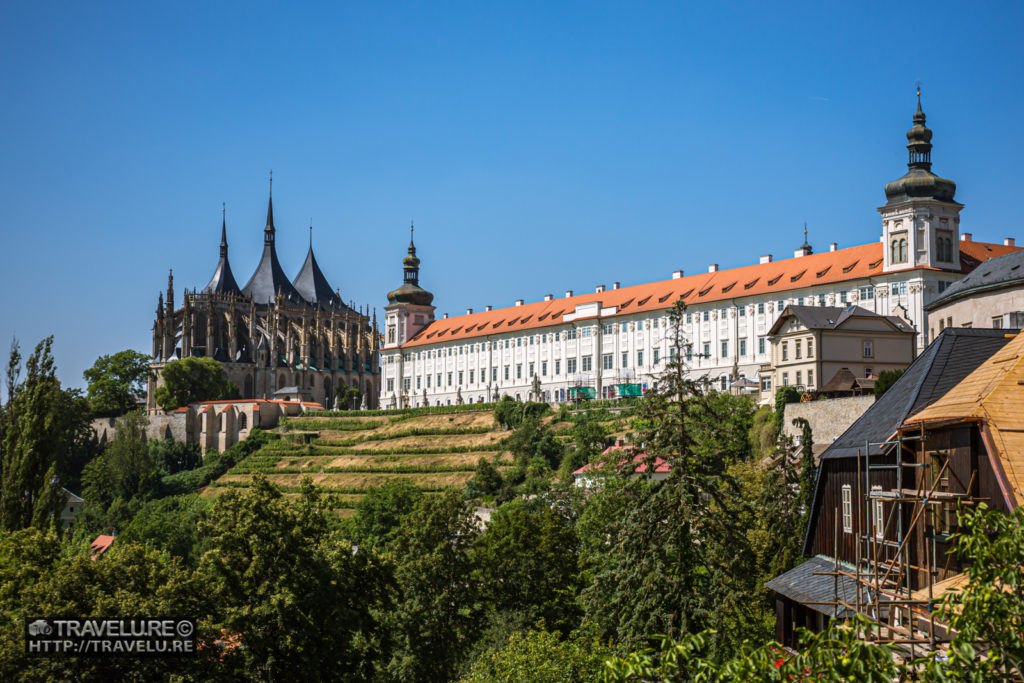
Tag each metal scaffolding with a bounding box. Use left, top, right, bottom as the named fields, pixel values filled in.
left=810, top=427, right=984, bottom=660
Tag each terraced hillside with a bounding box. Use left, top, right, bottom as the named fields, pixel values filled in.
left=206, top=403, right=637, bottom=512
left=206, top=408, right=511, bottom=510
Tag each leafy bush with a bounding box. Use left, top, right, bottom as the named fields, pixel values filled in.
left=494, top=396, right=551, bottom=430
left=874, top=368, right=904, bottom=398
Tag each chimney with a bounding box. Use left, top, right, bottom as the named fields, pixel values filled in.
left=443, top=313, right=449, bottom=319
left=961, top=233, right=973, bottom=242
left=672, top=270, right=684, bottom=279
left=543, top=294, right=553, bottom=301
left=759, top=255, right=772, bottom=264
left=1004, top=237, right=1016, bottom=247
left=794, top=247, right=810, bottom=258
left=595, top=285, right=605, bottom=293
left=829, top=242, right=838, bottom=252
left=612, top=282, right=620, bottom=290
left=466, top=308, right=473, bottom=315
left=485, top=305, right=493, bottom=311
left=565, top=290, right=574, bottom=298
left=708, top=264, right=718, bottom=273
left=515, top=299, right=524, bottom=307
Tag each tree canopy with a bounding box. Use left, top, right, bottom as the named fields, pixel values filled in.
left=153, top=357, right=238, bottom=412
left=83, top=349, right=151, bottom=417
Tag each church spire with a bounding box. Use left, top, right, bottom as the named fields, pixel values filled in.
left=404, top=222, right=421, bottom=285
left=220, top=202, right=228, bottom=258
left=906, top=83, right=933, bottom=171
left=264, top=171, right=275, bottom=245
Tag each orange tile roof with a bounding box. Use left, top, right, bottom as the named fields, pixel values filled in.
left=904, top=332, right=1024, bottom=507
left=398, top=240, right=1019, bottom=349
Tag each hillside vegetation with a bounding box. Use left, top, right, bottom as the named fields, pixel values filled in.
left=207, top=404, right=631, bottom=511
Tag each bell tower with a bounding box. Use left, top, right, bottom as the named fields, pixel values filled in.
left=384, top=224, right=435, bottom=348
left=880, top=88, right=963, bottom=273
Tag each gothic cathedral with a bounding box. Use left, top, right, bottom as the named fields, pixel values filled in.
left=147, top=182, right=380, bottom=411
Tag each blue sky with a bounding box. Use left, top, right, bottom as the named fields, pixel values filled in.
left=1, top=1, right=1022, bottom=392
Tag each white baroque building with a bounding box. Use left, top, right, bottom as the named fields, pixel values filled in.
left=379, top=97, right=1020, bottom=408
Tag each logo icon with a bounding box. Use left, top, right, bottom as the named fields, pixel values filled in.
left=28, top=620, right=52, bottom=636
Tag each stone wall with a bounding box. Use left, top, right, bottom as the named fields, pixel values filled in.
left=783, top=395, right=875, bottom=446
left=90, top=399, right=315, bottom=453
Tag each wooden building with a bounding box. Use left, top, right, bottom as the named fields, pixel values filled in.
left=767, top=327, right=1021, bottom=650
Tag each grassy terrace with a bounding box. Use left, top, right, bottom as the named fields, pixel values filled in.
left=208, top=408, right=514, bottom=511
left=207, top=403, right=636, bottom=512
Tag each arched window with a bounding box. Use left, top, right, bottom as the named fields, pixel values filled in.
left=899, top=239, right=907, bottom=263
left=945, top=238, right=953, bottom=261
left=217, top=413, right=223, bottom=431
left=239, top=413, right=248, bottom=430
left=891, top=239, right=899, bottom=263
left=278, top=373, right=286, bottom=388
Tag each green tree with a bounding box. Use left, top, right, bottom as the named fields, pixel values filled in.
left=474, top=500, right=581, bottom=641
left=78, top=411, right=163, bottom=535
left=747, top=406, right=777, bottom=459
left=83, top=350, right=151, bottom=417
left=602, top=615, right=904, bottom=682
left=581, top=300, right=774, bottom=659
left=467, top=456, right=504, bottom=498
left=337, top=384, right=363, bottom=410
left=462, top=629, right=611, bottom=683
left=199, top=475, right=391, bottom=681
left=1, top=337, right=74, bottom=531
left=773, top=385, right=800, bottom=434
left=350, top=478, right=424, bottom=546
left=385, top=489, right=482, bottom=681
left=792, top=417, right=816, bottom=522
left=0, top=531, right=215, bottom=681
left=119, top=494, right=206, bottom=567
left=923, top=503, right=1024, bottom=680
left=874, top=368, right=904, bottom=398
left=558, top=412, right=609, bottom=483
left=152, top=357, right=238, bottom=412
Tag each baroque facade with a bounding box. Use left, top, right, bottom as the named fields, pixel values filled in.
left=147, top=183, right=380, bottom=412
left=378, top=96, right=1021, bottom=408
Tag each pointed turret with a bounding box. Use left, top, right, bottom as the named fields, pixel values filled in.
left=204, top=204, right=241, bottom=294
left=242, top=175, right=306, bottom=305
left=291, top=221, right=350, bottom=311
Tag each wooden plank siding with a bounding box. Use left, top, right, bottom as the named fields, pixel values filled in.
left=809, top=425, right=1009, bottom=590
left=808, top=453, right=899, bottom=564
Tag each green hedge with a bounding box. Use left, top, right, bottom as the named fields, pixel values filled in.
left=312, top=403, right=501, bottom=418
left=208, top=480, right=452, bottom=494
left=281, top=418, right=383, bottom=431
left=316, top=426, right=493, bottom=446
left=228, top=463, right=494, bottom=475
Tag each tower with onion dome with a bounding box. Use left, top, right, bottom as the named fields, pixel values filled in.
left=880, top=88, right=964, bottom=273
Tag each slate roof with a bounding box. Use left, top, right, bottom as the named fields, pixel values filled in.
left=819, top=327, right=1017, bottom=462
left=398, top=240, right=1015, bottom=348
left=204, top=212, right=241, bottom=295
left=803, top=327, right=1019, bottom=555
left=292, top=246, right=352, bottom=312
left=768, top=305, right=913, bottom=336
left=765, top=556, right=856, bottom=618
left=241, top=196, right=306, bottom=305
left=926, top=247, right=1024, bottom=310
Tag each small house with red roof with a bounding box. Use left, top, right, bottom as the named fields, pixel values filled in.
left=573, top=440, right=672, bottom=488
